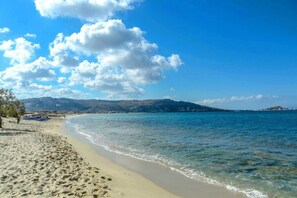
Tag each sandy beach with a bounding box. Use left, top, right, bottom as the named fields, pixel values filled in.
left=0, top=118, right=112, bottom=197
left=0, top=117, right=179, bottom=198
left=0, top=116, right=246, bottom=198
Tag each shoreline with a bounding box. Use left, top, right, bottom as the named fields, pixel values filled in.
left=0, top=116, right=248, bottom=197
left=43, top=117, right=179, bottom=198
left=62, top=115, right=247, bottom=198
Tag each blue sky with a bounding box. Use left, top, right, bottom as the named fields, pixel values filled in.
left=0, top=0, right=296, bottom=110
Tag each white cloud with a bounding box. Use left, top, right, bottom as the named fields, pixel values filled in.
left=0, top=0, right=182, bottom=99
left=24, top=82, right=53, bottom=92
left=49, top=20, right=182, bottom=96
left=196, top=94, right=278, bottom=105
left=34, top=0, right=140, bottom=22
left=69, top=60, right=144, bottom=98
left=230, top=95, right=253, bottom=101
left=168, top=54, right=183, bottom=69
left=255, top=94, right=264, bottom=100
left=228, top=94, right=271, bottom=101
left=0, top=57, right=56, bottom=82
left=0, top=27, right=10, bottom=33
left=0, top=37, right=40, bottom=64
left=197, top=98, right=227, bottom=105
left=53, top=20, right=145, bottom=55
left=53, top=87, right=86, bottom=98
left=57, top=77, right=67, bottom=83
left=24, top=33, right=37, bottom=38
left=6, top=81, right=85, bottom=99
left=0, top=81, right=53, bottom=98
left=49, top=33, right=80, bottom=69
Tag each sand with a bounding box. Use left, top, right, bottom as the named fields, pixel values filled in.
left=0, top=116, right=246, bottom=198
left=43, top=117, right=180, bottom=198
left=0, top=117, right=178, bottom=198
left=0, top=118, right=111, bottom=197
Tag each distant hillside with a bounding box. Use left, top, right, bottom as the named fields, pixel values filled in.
left=265, top=106, right=286, bottom=111
left=22, top=97, right=225, bottom=113
left=261, top=106, right=296, bottom=111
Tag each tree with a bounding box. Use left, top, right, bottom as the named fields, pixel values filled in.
left=0, top=88, right=26, bottom=128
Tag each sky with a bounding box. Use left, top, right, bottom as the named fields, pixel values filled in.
left=0, top=0, right=296, bottom=110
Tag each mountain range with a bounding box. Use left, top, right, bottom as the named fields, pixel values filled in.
left=22, top=97, right=225, bottom=113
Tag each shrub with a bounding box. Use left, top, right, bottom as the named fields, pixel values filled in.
left=0, top=88, right=26, bottom=128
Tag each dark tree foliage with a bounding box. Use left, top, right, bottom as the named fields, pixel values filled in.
left=0, top=88, right=26, bottom=128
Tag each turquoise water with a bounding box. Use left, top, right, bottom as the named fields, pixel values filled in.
left=66, top=112, right=297, bottom=198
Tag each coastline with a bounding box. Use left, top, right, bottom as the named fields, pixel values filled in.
left=42, top=116, right=180, bottom=198
left=61, top=115, right=247, bottom=198
left=0, top=116, right=247, bottom=197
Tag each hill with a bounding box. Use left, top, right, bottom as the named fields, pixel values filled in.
left=261, top=106, right=297, bottom=111
left=264, top=106, right=287, bottom=111
left=22, top=97, right=225, bottom=113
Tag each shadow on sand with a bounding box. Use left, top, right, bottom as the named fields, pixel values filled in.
left=0, top=128, right=36, bottom=136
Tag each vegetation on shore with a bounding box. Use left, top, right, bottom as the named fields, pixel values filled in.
left=0, top=88, right=25, bottom=128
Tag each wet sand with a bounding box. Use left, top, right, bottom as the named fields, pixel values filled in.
left=0, top=116, right=246, bottom=198
left=0, top=117, right=178, bottom=198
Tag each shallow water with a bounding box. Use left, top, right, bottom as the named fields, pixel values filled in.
left=66, top=112, right=297, bottom=198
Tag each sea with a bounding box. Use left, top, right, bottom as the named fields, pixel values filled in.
left=65, top=111, right=297, bottom=198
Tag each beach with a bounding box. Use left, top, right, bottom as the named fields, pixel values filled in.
left=0, top=117, right=112, bottom=197
left=0, top=117, right=179, bottom=197
left=0, top=116, right=247, bottom=198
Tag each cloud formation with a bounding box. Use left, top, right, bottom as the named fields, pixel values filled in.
left=34, top=0, right=139, bottom=22
left=0, top=27, right=10, bottom=33
left=69, top=60, right=144, bottom=98
left=0, top=57, right=56, bottom=82
left=50, top=19, right=182, bottom=97
left=197, top=98, right=227, bottom=105
left=196, top=94, right=278, bottom=105
left=24, top=33, right=37, bottom=38
left=0, top=36, right=57, bottom=97
left=0, top=0, right=182, bottom=99
left=0, top=37, right=40, bottom=64
left=1, top=81, right=84, bottom=99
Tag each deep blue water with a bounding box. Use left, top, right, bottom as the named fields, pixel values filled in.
left=66, top=112, right=297, bottom=198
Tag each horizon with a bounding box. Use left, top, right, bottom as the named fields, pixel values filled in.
left=1, top=0, right=297, bottom=110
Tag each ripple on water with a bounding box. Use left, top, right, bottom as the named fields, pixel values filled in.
left=67, top=112, right=297, bottom=198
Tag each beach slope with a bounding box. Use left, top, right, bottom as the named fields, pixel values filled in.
left=0, top=117, right=178, bottom=198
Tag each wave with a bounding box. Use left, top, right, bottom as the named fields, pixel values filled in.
left=67, top=119, right=268, bottom=198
